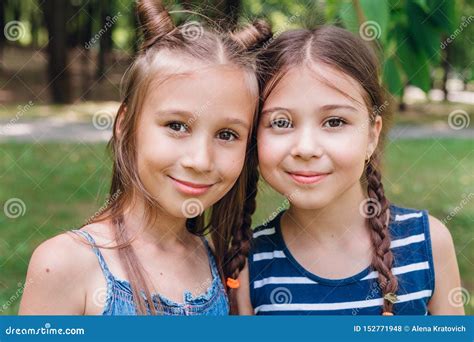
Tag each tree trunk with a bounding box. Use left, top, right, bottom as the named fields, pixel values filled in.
left=132, top=4, right=139, bottom=54
left=398, top=86, right=406, bottom=112
left=224, top=0, right=241, bottom=30
left=43, top=0, right=72, bottom=103
left=96, top=0, right=113, bottom=81
left=81, top=0, right=94, bottom=99
left=203, top=0, right=241, bottom=30
left=441, top=42, right=451, bottom=101
left=0, top=0, right=5, bottom=74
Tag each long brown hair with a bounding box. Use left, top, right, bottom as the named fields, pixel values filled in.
left=82, top=0, right=271, bottom=315
left=256, top=26, right=397, bottom=314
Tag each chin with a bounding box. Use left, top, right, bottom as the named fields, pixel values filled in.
left=288, top=193, right=333, bottom=211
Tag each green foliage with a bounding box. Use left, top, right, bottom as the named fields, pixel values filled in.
left=338, top=0, right=461, bottom=97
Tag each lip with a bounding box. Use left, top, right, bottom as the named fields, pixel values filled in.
left=169, top=176, right=214, bottom=196
left=286, top=171, right=330, bottom=185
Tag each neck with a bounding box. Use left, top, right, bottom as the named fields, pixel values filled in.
left=284, top=182, right=370, bottom=245
left=121, top=195, right=193, bottom=248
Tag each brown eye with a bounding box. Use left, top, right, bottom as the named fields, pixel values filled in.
left=167, top=121, right=188, bottom=133
left=217, top=129, right=238, bottom=141
left=324, top=117, right=346, bottom=128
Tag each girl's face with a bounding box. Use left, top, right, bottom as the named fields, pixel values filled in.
left=135, top=65, right=256, bottom=218
left=257, top=63, right=382, bottom=209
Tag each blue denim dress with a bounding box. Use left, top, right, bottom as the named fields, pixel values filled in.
left=71, top=229, right=229, bottom=315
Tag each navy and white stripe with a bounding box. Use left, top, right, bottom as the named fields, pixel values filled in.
left=249, top=204, right=435, bottom=315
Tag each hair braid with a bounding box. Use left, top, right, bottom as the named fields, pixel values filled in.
left=225, top=141, right=259, bottom=314
left=365, top=153, right=398, bottom=314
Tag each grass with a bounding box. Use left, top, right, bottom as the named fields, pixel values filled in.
left=0, top=138, right=472, bottom=314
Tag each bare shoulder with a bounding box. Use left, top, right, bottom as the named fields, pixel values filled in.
left=19, top=228, right=99, bottom=314
left=428, top=215, right=455, bottom=254
left=29, top=231, right=92, bottom=276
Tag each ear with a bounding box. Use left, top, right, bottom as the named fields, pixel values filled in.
left=114, top=102, right=128, bottom=139
left=367, top=115, right=382, bottom=159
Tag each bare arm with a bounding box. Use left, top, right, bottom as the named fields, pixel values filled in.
left=235, top=259, right=254, bottom=315
left=427, top=215, right=465, bottom=315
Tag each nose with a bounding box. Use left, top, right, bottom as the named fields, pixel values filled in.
left=290, top=126, right=323, bottom=160
left=181, top=133, right=214, bottom=173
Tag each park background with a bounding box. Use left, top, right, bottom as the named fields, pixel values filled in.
left=0, top=0, right=472, bottom=314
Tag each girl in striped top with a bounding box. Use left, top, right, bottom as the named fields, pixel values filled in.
left=235, top=26, right=464, bottom=315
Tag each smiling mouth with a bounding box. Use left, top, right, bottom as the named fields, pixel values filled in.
left=285, top=171, right=330, bottom=185
left=168, top=176, right=215, bottom=195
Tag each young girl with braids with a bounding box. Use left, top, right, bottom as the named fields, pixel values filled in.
left=236, top=26, right=464, bottom=315
left=19, top=0, right=270, bottom=315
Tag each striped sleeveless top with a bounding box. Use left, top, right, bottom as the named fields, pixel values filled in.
left=248, top=204, right=435, bottom=315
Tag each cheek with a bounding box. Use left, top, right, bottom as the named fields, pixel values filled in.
left=136, top=124, right=178, bottom=176
left=257, top=129, right=287, bottom=173
left=216, top=145, right=246, bottom=182
left=326, top=135, right=367, bottom=178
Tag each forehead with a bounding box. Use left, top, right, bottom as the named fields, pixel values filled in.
left=150, top=65, right=255, bottom=103
left=263, top=62, right=367, bottom=111
left=138, top=64, right=257, bottom=127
